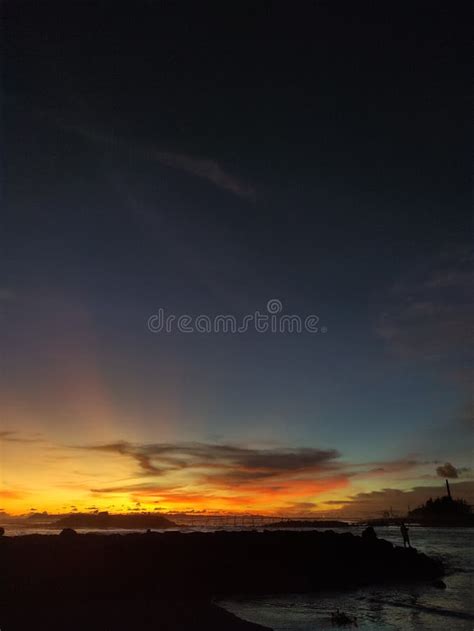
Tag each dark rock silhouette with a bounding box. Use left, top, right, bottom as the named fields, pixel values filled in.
left=59, top=527, right=78, bottom=538
left=432, top=579, right=447, bottom=589
left=331, top=608, right=358, bottom=626
left=0, top=527, right=4, bottom=536
left=53, top=511, right=176, bottom=530
left=0, top=530, right=443, bottom=630
left=361, top=526, right=377, bottom=541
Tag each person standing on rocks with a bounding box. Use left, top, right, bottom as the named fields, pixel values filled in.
left=400, top=522, right=411, bottom=548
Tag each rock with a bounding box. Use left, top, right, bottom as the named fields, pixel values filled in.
left=2, top=530, right=444, bottom=599
left=59, top=527, right=78, bottom=538
left=361, top=526, right=377, bottom=540
left=0, top=527, right=4, bottom=536
left=432, top=579, right=447, bottom=589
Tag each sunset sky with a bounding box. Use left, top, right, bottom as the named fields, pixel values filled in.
left=2, top=2, right=472, bottom=518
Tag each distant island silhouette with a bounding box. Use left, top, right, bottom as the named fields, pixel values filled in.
left=263, top=519, right=350, bottom=528
left=52, top=511, right=177, bottom=530
left=366, top=480, right=474, bottom=527
left=407, top=480, right=474, bottom=526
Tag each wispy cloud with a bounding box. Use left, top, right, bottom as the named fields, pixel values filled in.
left=0, top=431, right=43, bottom=444
left=47, top=115, right=255, bottom=200
left=73, top=440, right=349, bottom=511
left=376, top=248, right=473, bottom=363
left=0, top=490, right=24, bottom=500
left=152, top=151, right=255, bottom=199
left=77, top=440, right=341, bottom=484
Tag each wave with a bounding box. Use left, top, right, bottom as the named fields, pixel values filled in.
left=367, top=598, right=474, bottom=621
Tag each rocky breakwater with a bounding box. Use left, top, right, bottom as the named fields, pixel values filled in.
left=0, top=529, right=442, bottom=630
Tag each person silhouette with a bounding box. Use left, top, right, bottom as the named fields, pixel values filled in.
left=400, top=522, right=411, bottom=548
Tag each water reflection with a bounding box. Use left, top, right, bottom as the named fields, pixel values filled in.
left=221, top=527, right=473, bottom=631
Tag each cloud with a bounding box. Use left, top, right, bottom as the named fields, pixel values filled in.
left=51, top=116, right=255, bottom=199
left=376, top=249, right=473, bottom=363
left=0, top=431, right=43, bottom=444
left=75, top=440, right=348, bottom=511
left=345, top=457, right=432, bottom=480
left=153, top=151, right=255, bottom=199
left=0, top=490, right=24, bottom=500
left=78, top=440, right=341, bottom=484
left=436, top=462, right=458, bottom=479
left=76, top=440, right=469, bottom=515
left=330, top=480, right=474, bottom=518
left=281, top=501, right=319, bottom=515
left=17, top=433, right=466, bottom=515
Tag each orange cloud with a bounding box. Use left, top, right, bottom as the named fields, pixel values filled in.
left=0, top=490, right=24, bottom=500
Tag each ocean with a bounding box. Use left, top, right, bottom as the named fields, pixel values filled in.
left=220, top=526, right=474, bottom=630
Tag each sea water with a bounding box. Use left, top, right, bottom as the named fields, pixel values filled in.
left=220, top=526, right=474, bottom=630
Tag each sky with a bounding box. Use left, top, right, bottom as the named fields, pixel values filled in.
left=1, top=2, right=472, bottom=518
